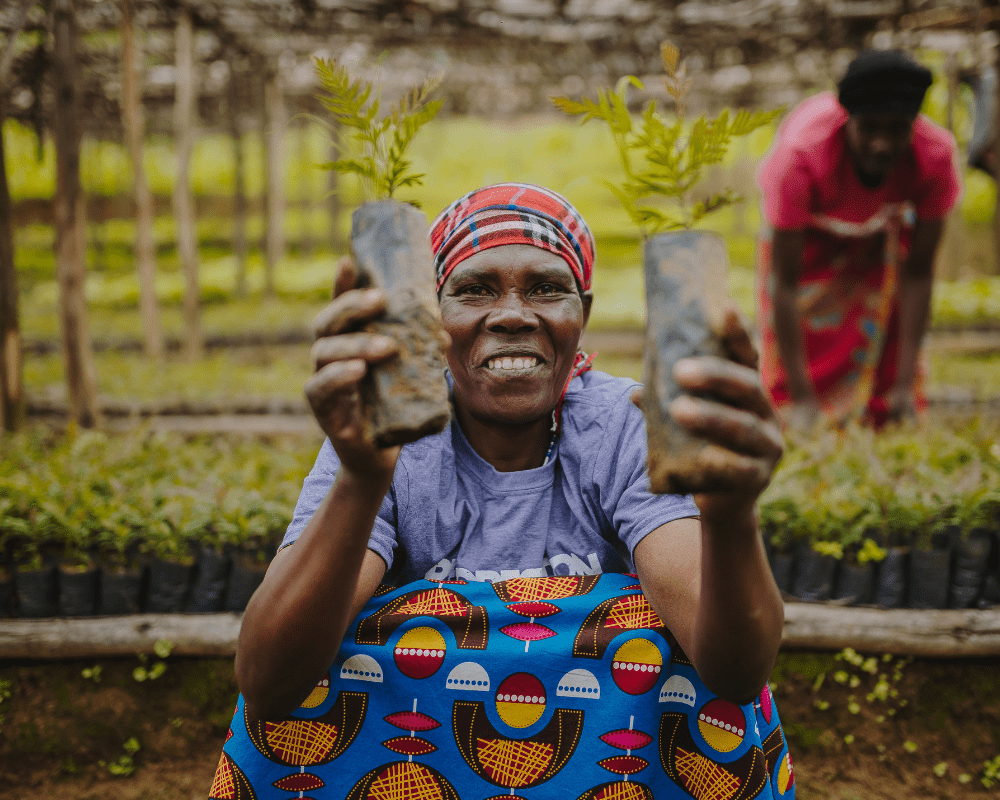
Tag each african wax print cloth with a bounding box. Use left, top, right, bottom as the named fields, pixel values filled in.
left=429, top=183, right=596, bottom=293
left=755, top=220, right=920, bottom=428
left=210, top=573, right=795, bottom=800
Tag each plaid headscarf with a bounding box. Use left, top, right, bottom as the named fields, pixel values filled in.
left=429, top=183, right=596, bottom=293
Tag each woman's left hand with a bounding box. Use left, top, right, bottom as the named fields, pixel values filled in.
left=633, top=306, right=784, bottom=523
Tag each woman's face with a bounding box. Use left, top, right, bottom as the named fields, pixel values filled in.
left=438, top=244, right=592, bottom=428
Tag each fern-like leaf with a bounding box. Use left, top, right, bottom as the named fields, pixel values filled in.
left=315, top=58, right=442, bottom=202
left=552, top=42, right=784, bottom=234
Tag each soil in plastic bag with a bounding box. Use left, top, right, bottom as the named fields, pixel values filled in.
left=768, top=549, right=795, bottom=595
left=950, top=528, right=993, bottom=609
left=98, top=566, right=146, bottom=615
left=186, top=547, right=231, bottom=613
left=145, top=558, right=196, bottom=613
left=791, top=541, right=837, bottom=601
left=832, top=559, right=874, bottom=605
left=16, top=565, right=57, bottom=618
left=872, top=546, right=909, bottom=608
left=57, top=565, right=99, bottom=616
left=908, top=533, right=951, bottom=609
left=225, top=554, right=268, bottom=612
left=0, top=572, right=13, bottom=617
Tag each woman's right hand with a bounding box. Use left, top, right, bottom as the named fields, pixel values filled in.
left=305, top=256, right=401, bottom=481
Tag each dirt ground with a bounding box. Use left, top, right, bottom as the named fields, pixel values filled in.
left=1, top=652, right=999, bottom=800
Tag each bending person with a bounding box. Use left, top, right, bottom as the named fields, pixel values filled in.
left=235, top=183, right=785, bottom=724
left=756, top=50, right=961, bottom=430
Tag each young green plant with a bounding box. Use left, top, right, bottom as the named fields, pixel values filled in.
left=555, top=44, right=782, bottom=494
left=316, top=58, right=442, bottom=205
left=553, top=42, right=782, bottom=234
left=315, top=58, right=451, bottom=448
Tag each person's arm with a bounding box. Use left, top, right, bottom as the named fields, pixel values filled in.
left=236, top=259, right=400, bottom=721
left=632, top=308, right=785, bottom=704
left=885, top=217, right=944, bottom=420
left=634, top=513, right=781, bottom=705
left=770, top=227, right=819, bottom=429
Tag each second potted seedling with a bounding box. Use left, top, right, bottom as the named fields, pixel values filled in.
left=556, top=43, right=781, bottom=493
left=317, top=59, right=451, bottom=447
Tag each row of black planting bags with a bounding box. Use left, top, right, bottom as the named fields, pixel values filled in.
left=4, top=530, right=1000, bottom=617
left=768, top=528, right=1000, bottom=609
left=0, top=548, right=265, bottom=618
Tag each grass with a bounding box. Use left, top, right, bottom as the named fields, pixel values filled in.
left=20, top=337, right=1000, bottom=405
left=24, top=347, right=313, bottom=404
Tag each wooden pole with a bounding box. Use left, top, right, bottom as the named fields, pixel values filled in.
left=173, top=8, right=202, bottom=357
left=0, top=121, right=22, bottom=432
left=226, top=57, right=248, bottom=298
left=263, top=69, right=286, bottom=295
left=0, top=0, right=30, bottom=432
left=298, top=118, right=313, bottom=258
left=51, top=0, right=99, bottom=428
left=121, top=0, right=164, bottom=360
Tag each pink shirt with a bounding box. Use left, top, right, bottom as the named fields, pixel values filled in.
left=758, top=92, right=960, bottom=233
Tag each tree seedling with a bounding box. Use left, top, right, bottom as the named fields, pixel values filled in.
left=553, top=41, right=782, bottom=234
left=316, top=58, right=442, bottom=204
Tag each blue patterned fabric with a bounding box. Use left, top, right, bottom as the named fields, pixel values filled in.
left=210, top=573, right=795, bottom=799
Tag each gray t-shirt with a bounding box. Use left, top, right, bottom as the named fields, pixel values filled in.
left=281, top=371, right=699, bottom=585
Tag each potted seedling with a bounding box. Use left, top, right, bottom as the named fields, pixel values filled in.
left=0, top=499, right=17, bottom=617
left=222, top=495, right=284, bottom=613
left=53, top=498, right=100, bottom=617
left=143, top=494, right=204, bottom=613
left=907, top=488, right=954, bottom=610
left=950, top=485, right=999, bottom=608
left=759, top=496, right=806, bottom=596
left=871, top=488, right=925, bottom=609
left=94, top=505, right=146, bottom=616
left=316, top=58, right=450, bottom=447
left=555, top=43, right=781, bottom=493
left=0, top=468, right=60, bottom=617
left=790, top=490, right=846, bottom=603
left=829, top=495, right=883, bottom=606
left=184, top=487, right=241, bottom=614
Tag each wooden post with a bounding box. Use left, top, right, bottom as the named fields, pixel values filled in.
left=263, top=69, right=286, bottom=295
left=298, top=118, right=313, bottom=258
left=0, top=121, right=22, bottom=432
left=0, top=0, right=30, bottom=432
left=226, top=57, right=248, bottom=298
left=121, top=0, right=164, bottom=360
left=51, top=0, right=99, bottom=428
left=173, top=8, right=202, bottom=356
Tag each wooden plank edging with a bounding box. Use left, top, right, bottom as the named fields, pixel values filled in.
left=0, top=613, right=243, bottom=659
left=2, top=604, right=1000, bottom=660
left=781, top=604, right=1000, bottom=657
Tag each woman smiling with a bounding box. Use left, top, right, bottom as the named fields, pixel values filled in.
left=235, top=183, right=786, bottom=729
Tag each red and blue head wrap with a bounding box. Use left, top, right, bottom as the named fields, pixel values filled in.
left=429, top=183, right=596, bottom=294
left=430, top=183, right=597, bottom=432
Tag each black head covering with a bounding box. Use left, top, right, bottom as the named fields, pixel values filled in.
left=838, top=50, right=933, bottom=116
